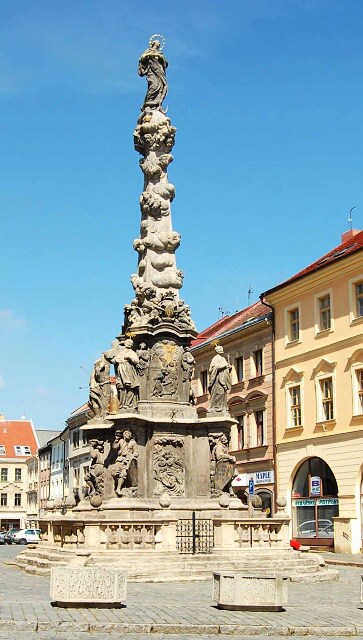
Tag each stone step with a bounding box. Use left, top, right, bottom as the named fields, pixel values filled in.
left=25, top=546, right=322, bottom=565
left=15, top=551, right=323, bottom=571
left=13, top=546, right=333, bottom=583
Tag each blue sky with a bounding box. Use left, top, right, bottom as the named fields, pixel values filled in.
left=1, top=0, right=363, bottom=429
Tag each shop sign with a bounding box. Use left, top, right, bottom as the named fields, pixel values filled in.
left=255, top=470, right=274, bottom=484
left=293, top=499, right=315, bottom=507
left=310, top=476, right=321, bottom=496
left=293, top=498, right=339, bottom=507
left=232, top=471, right=274, bottom=487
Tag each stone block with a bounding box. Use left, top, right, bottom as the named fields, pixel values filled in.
left=212, top=571, right=288, bottom=611
left=50, top=566, right=127, bottom=607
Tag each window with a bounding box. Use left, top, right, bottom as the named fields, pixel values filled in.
left=355, top=282, right=363, bottom=318
left=1, top=493, right=7, bottom=506
left=288, top=308, right=300, bottom=342
left=356, top=369, right=363, bottom=414
left=349, top=275, right=363, bottom=323
left=235, top=356, right=244, bottom=383
left=352, top=366, right=363, bottom=416
left=289, top=386, right=302, bottom=427
left=83, top=465, right=90, bottom=485
left=255, top=410, right=264, bottom=446
left=200, top=370, right=208, bottom=395
left=72, top=431, right=80, bottom=449
left=0, top=445, right=5, bottom=455
left=292, top=457, right=338, bottom=540
left=74, top=467, right=80, bottom=488
left=14, top=493, right=21, bottom=507
left=15, top=468, right=22, bottom=482
left=14, top=445, right=31, bottom=456
left=320, top=377, right=334, bottom=421
left=253, top=349, right=263, bottom=376
left=237, top=415, right=245, bottom=449
left=1, top=468, right=8, bottom=482
left=318, top=294, right=331, bottom=331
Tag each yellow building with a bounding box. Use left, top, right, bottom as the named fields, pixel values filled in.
left=262, top=229, right=363, bottom=553
left=191, top=301, right=275, bottom=513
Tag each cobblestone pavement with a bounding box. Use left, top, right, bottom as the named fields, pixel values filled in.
left=1, top=545, right=363, bottom=638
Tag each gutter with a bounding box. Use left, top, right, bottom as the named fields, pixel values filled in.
left=260, top=294, right=277, bottom=515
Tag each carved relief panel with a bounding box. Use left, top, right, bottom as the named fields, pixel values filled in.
left=153, top=436, right=185, bottom=496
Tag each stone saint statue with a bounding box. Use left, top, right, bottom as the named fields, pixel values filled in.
left=88, top=354, right=110, bottom=419
left=138, top=37, right=168, bottom=111
left=85, top=439, right=105, bottom=497
left=211, top=433, right=236, bottom=495
left=106, top=339, right=140, bottom=411
left=111, top=429, right=139, bottom=497
left=208, top=346, right=232, bottom=414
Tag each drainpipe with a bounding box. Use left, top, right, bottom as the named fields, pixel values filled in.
left=259, top=295, right=277, bottom=515
left=59, top=429, right=68, bottom=504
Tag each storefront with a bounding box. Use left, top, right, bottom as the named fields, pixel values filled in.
left=291, top=457, right=338, bottom=546
left=232, top=470, right=274, bottom=515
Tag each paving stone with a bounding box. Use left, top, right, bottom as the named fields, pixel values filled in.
left=3, top=545, right=363, bottom=637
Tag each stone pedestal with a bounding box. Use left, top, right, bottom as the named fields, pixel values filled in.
left=50, top=567, right=127, bottom=608
left=212, top=571, right=288, bottom=611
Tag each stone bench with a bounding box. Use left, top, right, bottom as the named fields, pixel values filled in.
left=213, top=571, right=288, bottom=611
left=50, top=566, right=127, bottom=608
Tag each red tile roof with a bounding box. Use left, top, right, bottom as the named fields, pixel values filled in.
left=263, top=229, right=363, bottom=297
left=191, top=301, right=270, bottom=348
left=0, top=419, right=39, bottom=459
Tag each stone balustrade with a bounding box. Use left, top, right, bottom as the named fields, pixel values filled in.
left=40, top=515, right=290, bottom=551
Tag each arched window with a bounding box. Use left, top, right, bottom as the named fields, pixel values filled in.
left=292, top=457, right=338, bottom=543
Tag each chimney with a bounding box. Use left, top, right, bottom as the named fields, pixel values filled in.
left=341, top=229, right=361, bottom=244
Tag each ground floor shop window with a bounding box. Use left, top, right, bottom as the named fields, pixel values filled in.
left=291, top=457, right=338, bottom=542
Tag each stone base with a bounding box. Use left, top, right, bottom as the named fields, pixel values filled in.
left=212, top=571, right=288, bottom=611
left=50, top=567, right=127, bottom=608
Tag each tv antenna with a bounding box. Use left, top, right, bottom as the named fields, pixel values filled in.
left=218, top=306, right=230, bottom=319
left=348, top=206, right=356, bottom=231
left=248, top=286, right=253, bottom=304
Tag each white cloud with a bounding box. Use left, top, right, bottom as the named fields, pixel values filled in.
left=0, top=310, right=26, bottom=328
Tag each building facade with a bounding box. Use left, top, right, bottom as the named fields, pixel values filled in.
left=0, top=416, right=39, bottom=530
left=66, top=403, right=90, bottom=504
left=192, top=301, right=275, bottom=512
left=25, top=455, right=39, bottom=527
left=263, top=229, right=363, bottom=552
left=38, top=444, right=52, bottom=515
left=48, top=430, right=69, bottom=506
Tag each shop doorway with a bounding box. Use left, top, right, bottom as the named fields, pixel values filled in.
left=257, top=489, right=273, bottom=517
left=291, top=457, right=338, bottom=546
